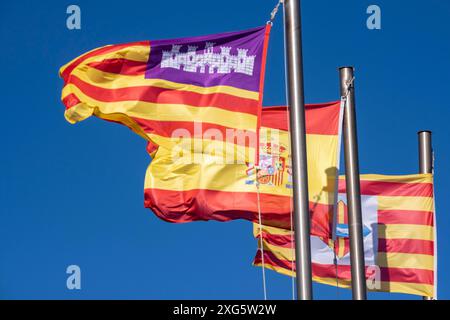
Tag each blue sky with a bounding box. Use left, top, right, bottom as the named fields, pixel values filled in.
left=0, top=0, right=449, bottom=299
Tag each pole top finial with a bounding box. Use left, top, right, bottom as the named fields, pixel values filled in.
left=338, top=66, right=355, bottom=70
left=418, top=130, right=432, bottom=135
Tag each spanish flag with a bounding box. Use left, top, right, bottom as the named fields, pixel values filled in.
left=144, top=101, right=342, bottom=235
left=253, top=174, right=437, bottom=297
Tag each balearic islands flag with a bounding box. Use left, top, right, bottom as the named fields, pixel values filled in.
left=253, top=174, right=437, bottom=297
left=145, top=102, right=342, bottom=235
left=59, top=24, right=343, bottom=229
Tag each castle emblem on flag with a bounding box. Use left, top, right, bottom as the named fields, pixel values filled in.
left=161, top=42, right=256, bottom=75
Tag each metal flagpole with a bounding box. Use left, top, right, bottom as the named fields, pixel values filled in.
left=418, top=131, right=432, bottom=174
left=418, top=130, right=433, bottom=300
left=283, top=0, right=313, bottom=300
left=338, top=67, right=367, bottom=300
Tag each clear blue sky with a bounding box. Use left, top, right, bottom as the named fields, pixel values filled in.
left=1, top=0, right=449, bottom=299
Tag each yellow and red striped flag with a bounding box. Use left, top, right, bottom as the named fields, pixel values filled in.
left=253, top=174, right=437, bottom=297
left=144, top=102, right=342, bottom=233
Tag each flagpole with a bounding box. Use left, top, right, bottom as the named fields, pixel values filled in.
left=418, top=130, right=433, bottom=300
left=283, top=0, right=313, bottom=300
left=339, top=67, right=367, bottom=300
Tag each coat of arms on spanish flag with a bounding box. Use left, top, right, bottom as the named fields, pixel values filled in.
left=145, top=102, right=342, bottom=233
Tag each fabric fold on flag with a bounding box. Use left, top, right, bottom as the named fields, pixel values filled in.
left=253, top=173, right=437, bottom=297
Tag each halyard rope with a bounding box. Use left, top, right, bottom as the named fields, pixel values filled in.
left=256, top=172, right=268, bottom=300
left=255, top=0, right=286, bottom=301
left=268, top=0, right=284, bottom=25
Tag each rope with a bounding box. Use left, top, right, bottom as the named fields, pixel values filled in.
left=256, top=1, right=282, bottom=294
left=268, top=0, right=284, bottom=25
left=342, top=76, right=355, bottom=100
left=256, top=169, right=268, bottom=300
left=254, top=1, right=287, bottom=300
left=333, top=96, right=347, bottom=298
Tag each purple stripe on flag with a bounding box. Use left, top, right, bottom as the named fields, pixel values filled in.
left=145, top=26, right=267, bottom=92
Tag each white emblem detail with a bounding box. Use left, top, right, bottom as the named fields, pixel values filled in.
left=161, top=42, right=256, bottom=76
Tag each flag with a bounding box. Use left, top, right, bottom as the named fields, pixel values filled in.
left=59, top=26, right=341, bottom=231
left=145, top=101, right=342, bottom=235
left=253, top=174, right=437, bottom=297
left=60, top=26, right=271, bottom=159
